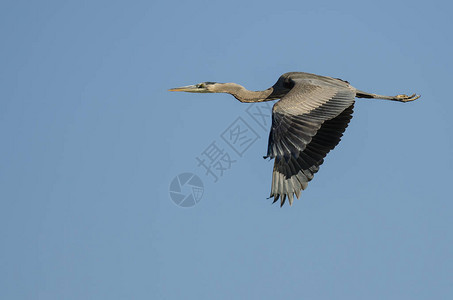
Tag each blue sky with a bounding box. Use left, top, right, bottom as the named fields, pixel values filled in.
left=1, top=0, right=452, bottom=299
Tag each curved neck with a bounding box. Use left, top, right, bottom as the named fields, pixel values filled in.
left=216, top=83, right=276, bottom=103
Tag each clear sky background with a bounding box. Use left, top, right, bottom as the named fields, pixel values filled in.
left=1, top=0, right=452, bottom=299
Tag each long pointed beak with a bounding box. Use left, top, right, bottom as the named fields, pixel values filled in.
left=168, top=84, right=211, bottom=93
left=168, top=84, right=199, bottom=92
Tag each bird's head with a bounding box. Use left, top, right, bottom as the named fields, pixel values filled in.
left=168, top=82, right=219, bottom=93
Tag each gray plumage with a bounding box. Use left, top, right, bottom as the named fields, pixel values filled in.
left=169, top=72, right=420, bottom=206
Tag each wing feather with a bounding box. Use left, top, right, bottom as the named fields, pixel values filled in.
left=266, top=77, right=355, bottom=206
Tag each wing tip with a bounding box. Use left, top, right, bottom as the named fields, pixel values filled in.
left=269, top=191, right=301, bottom=207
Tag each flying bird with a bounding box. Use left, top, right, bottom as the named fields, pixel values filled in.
left=169, top=72, right=420, bottom=206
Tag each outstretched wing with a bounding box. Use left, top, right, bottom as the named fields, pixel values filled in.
left=266, top=78, right=355, bottom=206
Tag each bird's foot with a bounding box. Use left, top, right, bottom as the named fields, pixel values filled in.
left=395, top=93, right=420, bottom=102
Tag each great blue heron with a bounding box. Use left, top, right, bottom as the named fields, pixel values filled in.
left=169, top=72, right=420, bottom=206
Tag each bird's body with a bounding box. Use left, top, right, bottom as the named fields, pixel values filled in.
left=169, top=72, right=419, bottom=206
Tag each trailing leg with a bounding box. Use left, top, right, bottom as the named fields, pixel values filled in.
left=355, top=90, right=420, bottom=102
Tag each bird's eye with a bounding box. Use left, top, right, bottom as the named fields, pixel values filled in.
left=198, top=83, right=206, bottom=88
